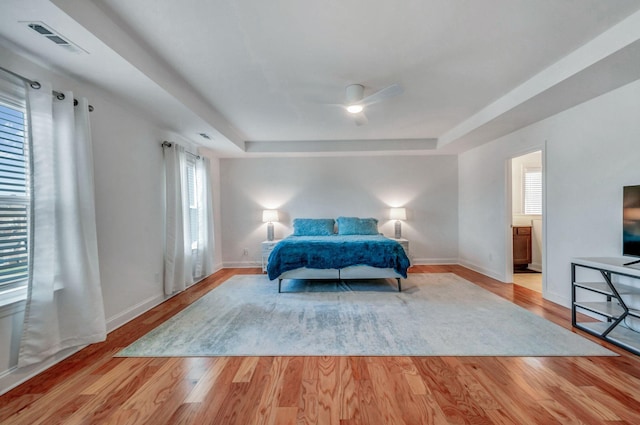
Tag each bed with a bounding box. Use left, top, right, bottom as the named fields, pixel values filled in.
left=266, top=217, right=411, bottom=292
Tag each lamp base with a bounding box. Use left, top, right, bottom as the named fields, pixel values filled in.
left=394, top=221, right=402, bottom=239
left=267, top=222, right=274, bottom=241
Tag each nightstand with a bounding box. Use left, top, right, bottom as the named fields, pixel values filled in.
left=392, top=238, right=409, bottom=258
left=261, top=240, right=281, bottom=272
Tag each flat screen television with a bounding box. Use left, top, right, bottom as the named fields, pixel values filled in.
left=623, top=185, right=640, bottom=265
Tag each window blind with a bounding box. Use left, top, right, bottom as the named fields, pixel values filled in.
left=0, top=102, right=29, bottom=292
left=523, top=167, right=542, bottom=215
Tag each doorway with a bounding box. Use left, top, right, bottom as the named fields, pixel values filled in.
left=510, top=151, right=543, bottom=293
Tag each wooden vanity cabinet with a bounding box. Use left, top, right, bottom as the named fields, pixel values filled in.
left=513, top=226, right=532, bottom=268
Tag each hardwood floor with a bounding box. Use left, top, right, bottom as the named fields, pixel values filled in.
left=2, top=265, right=640, bottom=424
left=513, top=271, right=542, bottom=293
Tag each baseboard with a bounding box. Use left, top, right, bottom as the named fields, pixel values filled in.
left=543, top=290, right=570, bottom=309
left=0, top=295, right=170, bottom=397
left=411, top=257, right=458, bottom=265
left=458, top=259, right=507, bottom=282
left=0, top=296, right=170, bottom=396
left=0, top=344, right=83, bottom=396
left=1, top=269, right=233, bottom=396
left=106, top=266, right=225, bottom=333
left=223, top=260, right=261, bottom=268
left=106, top=292, right=169, bottom=333
left=528, top=263, right=542, bottom=273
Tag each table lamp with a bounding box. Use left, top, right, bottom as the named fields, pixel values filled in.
left=262, top=209, right=279, bottom=241
left=390, top=207, right=406, bottom=239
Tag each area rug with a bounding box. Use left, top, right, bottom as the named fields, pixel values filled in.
left=117, top=273, right=615, bottom=357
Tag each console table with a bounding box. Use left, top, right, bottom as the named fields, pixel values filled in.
left=571, top=257, right=640, bottom=355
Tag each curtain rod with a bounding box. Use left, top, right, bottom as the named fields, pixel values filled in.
left=161, top=141, right=201, bottom=159
left=0, top=65, right=94, bottom=112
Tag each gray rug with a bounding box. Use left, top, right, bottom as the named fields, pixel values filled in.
left=117, top=273, right=615, bottom=357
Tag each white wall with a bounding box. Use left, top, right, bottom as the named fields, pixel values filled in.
left=459, top=78, right=640, bottom=306
left=91, top=94, right=165, bottom=323
left=220, top=155, right=459, bottom=266
left=544, top=79, right=640, bottom=304
left=204, top=154, right=225, bottom=270
left=0, top=45, right=215, bottom=394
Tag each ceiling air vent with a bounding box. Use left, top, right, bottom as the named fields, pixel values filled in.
left=23, top=21, right=87, bottom=54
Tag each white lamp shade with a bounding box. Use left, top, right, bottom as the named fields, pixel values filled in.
left=262, top=209, right=279, bottom=223
left=389, top=207, right=406, bottom=221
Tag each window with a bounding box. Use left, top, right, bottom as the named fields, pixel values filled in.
left=186, top=156, right=198, bottom=251
left=523, top=167, right=542, bottom=215
left=185, top=154, right=207, bottom=280
left=0, top=97, right=30, bottom=297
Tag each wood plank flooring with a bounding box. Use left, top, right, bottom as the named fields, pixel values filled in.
left=512, top=272, right=542, bottom=293
left=2, top=265, right=640, bottom=424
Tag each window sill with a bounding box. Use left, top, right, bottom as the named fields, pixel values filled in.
left=0, top=286, right=28, bottom=315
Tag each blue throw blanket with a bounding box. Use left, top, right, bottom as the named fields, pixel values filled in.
left=267, top=235, right=410, bottom=280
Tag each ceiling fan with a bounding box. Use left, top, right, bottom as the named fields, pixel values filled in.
left=342, top=83, right=403, bottom=126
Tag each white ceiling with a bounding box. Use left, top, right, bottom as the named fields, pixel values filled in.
left=1, top=0, right=640, bottom=156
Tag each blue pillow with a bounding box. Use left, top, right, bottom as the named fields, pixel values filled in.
left=292, top=218, right=335, bottom=236
left=336, top=217, right=379, bottom=235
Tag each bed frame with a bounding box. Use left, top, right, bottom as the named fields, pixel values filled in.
left=277, top=265, right=403, bottom=293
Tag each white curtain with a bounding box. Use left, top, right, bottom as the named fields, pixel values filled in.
left=163, top=144, right=193, bottom=294
left=194, top=157, right=214, bottom=278
left=19, top=84, right=106, bottom=368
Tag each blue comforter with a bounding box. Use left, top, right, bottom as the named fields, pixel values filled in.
left=267, top=235, right=410, bottom=280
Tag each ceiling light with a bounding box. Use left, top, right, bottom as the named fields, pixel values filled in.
left=346, top=104, right=363, bottom=114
